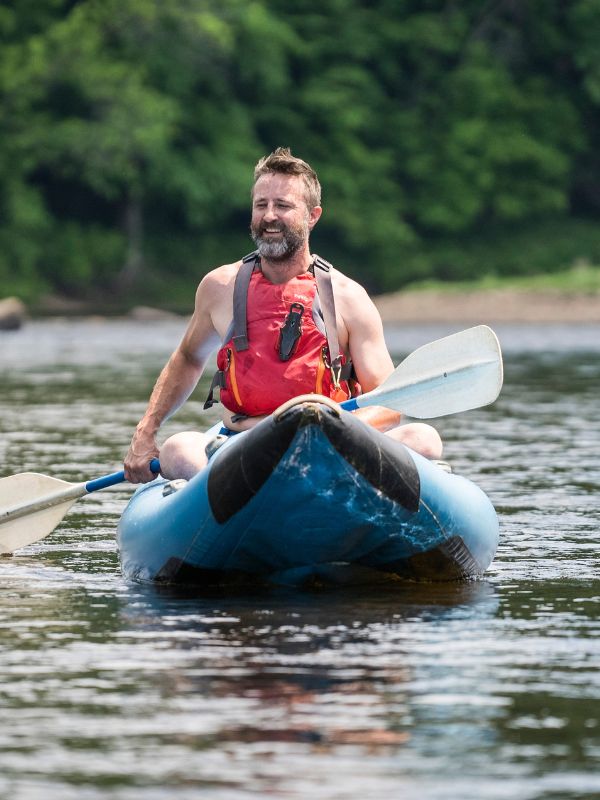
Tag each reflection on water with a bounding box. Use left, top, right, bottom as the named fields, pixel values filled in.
left=1, top=320, right=600, bottom=799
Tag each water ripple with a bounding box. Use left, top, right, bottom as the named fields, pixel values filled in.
left=1, top=321, right=599, bottom=799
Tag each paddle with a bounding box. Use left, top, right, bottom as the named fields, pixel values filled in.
left=0, top=459, right=160, bottom=555
left=0, top=325, right=502, bottom=555
left=341, top=324, right=503, bottom=418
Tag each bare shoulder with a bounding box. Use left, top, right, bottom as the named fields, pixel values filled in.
left=330, top=266, right=392, bottom=389
left=196, top=261, right=241, bottom=303
left=192, top=260, right=242, bottom=339
left=330, top=267, right=380, bottom=321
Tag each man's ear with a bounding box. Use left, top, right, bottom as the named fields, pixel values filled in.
left=308, top=205, right=322, bottom=230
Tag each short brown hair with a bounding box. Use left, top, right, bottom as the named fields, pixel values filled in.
left=253, top=147, right=321, bottom=208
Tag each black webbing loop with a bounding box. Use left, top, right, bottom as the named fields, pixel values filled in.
left=203, top=370, right=227, bottom=409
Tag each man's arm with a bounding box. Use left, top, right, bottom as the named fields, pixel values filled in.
left=337, top=277, right=402, bottom=431
left=339, top=281, right=394, bottom=391
left=124, top=276, right=221, bottom=483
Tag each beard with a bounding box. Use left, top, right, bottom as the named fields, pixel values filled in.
left=250, top=216, right=309, bottom=261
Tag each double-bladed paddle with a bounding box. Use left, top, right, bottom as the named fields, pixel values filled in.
left=0, top=324, right=502, bottom=554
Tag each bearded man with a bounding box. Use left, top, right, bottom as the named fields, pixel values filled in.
left=125, top=148, right=442, bottom=483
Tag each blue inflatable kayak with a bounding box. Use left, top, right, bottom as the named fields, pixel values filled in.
left=117, top=397, right=499, bottom=588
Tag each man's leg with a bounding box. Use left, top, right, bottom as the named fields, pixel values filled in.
left=353, top=405, right=443, bottom=460
left=384, top=422, right=443, bottom=460
left=159, top=431, right=210, bottom=480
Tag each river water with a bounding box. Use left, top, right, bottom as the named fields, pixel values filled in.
left=1, top=319, right=599, bottom=800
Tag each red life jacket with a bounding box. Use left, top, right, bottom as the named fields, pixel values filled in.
left=204, top=253, right=359, bottom=417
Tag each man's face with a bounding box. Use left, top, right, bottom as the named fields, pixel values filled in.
left=250, top=173, right=320, bottom=261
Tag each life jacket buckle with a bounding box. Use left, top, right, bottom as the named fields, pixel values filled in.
left=322, top=346, right=342, bottom=389
left=331, top=362, right=342, bottom=390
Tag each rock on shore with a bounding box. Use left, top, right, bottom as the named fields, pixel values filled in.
left=0, top=297, right=27, bottom=330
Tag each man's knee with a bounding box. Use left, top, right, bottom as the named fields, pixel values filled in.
left=160, top=431, right=208, bottom=480
left=385, top=423, right=443, bottom=460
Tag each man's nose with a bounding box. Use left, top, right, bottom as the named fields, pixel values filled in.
left=262, top=203, right=278, bottom=220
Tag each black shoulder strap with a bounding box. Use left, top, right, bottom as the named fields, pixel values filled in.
left=231, top=251, right=259, bottom=352
left=312, top=254, right=343, bottom=386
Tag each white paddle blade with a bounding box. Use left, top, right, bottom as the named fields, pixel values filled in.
left=357, top=325, right=503, bottom=418
left=0, top=472, right=86, bottom=553
left=0, top=472, right=73, bottom=507
left=0, top=497, right=79, bottom=553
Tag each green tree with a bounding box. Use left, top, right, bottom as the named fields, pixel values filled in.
left=1, top=0, right=599, bottom=301
left=0, top=0, right=272, bottom=297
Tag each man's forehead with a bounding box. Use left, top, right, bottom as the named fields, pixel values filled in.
left=253, top=173, right=304, bottom=200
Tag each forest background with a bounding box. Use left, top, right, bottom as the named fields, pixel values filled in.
left=1, top=0, right=599, bottom=311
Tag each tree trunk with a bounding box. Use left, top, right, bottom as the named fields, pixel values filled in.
left=117, top=189, right=145, bottom=289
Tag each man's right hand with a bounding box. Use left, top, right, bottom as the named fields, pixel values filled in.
left=124, top=432, right=161, bottom=484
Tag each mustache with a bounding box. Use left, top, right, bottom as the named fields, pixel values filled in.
left=256, top=222, right=285, bottom=234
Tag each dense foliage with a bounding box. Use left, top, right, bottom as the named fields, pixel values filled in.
left=1, top=0, right=599, bottom=304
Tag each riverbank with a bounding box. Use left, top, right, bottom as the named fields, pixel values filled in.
left=6, top=279, right=600, bottom=327
left=373, top=287, right=600, bottom=323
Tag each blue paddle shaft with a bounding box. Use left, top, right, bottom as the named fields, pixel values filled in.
left=85, top=458, right=161, bottom=493
left=340, top=397, right=359, bottom=411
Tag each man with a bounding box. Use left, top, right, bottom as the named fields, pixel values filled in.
left=124, top=148, right=442, bottom=484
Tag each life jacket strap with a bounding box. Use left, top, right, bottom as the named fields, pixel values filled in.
left=231, top=251, right=258, bottom=352
left=312, top=255, right=344, bottom=387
